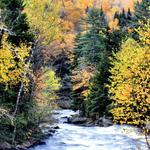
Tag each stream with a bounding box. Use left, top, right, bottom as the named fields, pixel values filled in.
left=29, top=109, right=149, bottom=150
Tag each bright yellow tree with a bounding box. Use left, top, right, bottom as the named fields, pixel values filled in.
left=24, top=0, right=61, bottom=44
left=0, top=34, right=30, bottom=87
left=108, top=19, right=150, bottom=127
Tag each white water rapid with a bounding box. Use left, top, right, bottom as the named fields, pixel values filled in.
left=29, top=109, right=149, bottom=150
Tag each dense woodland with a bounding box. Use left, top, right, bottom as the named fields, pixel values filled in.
left=0, top=0, right=150, bottom=148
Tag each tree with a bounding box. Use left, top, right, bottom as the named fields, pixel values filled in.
left=0, top=0, right=35, bottom=145
left=0, top=0, right=33, bottom=44
left=86, top=51, right=111, bottom=119
left=134, top=0, right=150, bottom=21
left=24, top=0, right=61, bottom=44
left=128, top=0, right=150, bottom=40
left=0, top=33, right=32, bottom=144
left=71, top=8, right=107, bottom=112
left=93, top=0, right=142, bottom=30
left=0, top=34, right=30, bottom=86
left=33, top=68, right=60, bottom=123
left=74, top=8, right=107, bottom=65
left=108, top=19, right=150, bottom=127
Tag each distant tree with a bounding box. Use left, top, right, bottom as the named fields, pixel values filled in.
left=24, top=0, right=61, bottom=45
left=134, top=0, right=150, bottom=21
left=74, top=8, right=107, bottom=65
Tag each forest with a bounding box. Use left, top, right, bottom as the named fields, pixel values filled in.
left=0, top=0, right=150, bottom=150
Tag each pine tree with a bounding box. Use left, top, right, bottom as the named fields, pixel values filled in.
left=86, top=51, right=111, bottom=119
left=134, top=0, right=150, bottom=21
left=72, top=8, right=107, bottom=113
left=0, top=0, right=33, bottom=45
left=74, top=8, right=107, bottom=65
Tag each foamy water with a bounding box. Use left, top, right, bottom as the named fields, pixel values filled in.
left=30, top=109, right=149, bottom=150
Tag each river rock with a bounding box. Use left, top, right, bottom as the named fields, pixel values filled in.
left=16, top=140, right=46, bottom=150
left=56, top=99, right=72, bottom=109
left=53, top=126, right=60, bottom=129
left=96, top=117, right=113, bottom=127
left=0, top=142, right=11, bottom=150
left=67, top=116, right=88, bottom=124
left=39, top=123, right=59, bottom=135
left=30, top=140, right=46, bottom=147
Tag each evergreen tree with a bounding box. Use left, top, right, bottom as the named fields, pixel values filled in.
left=134, top=0, right=150, bottom=21
left=72, top=8, right=107, bottom=112
left=106, top=29, right=127, bottom=53
left=0, top=0, right=33, bottom=45
left=85, top=51, right=111, bottom=119
left=74, top=8, right=107, bottom=65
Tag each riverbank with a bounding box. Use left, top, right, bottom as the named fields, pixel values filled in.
left=0, top=125, right=60, bottom=150
left=1, top=109, right=149, bottom=150
left=0, top=115, right=59, bottom=150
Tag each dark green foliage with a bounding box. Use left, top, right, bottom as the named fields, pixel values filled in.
left=134, top=0, right=150, bottom=21
left=71, top=34, right=82, bottom=68
left=106, top=29, right=127, bottom=53
left=74, top=8, right=107, bottom=65
left=72, top=8, right=107, bottom=113
left=0, top=0, right=33, bottom=45
left=71, top=89, right=85, bottom=112
left=85, top=51, right=111, bottom=119
left=114, top=8, right=132, bottom=28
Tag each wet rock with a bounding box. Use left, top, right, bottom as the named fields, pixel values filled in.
left=0, top=142, right=11, bottom=150
left=61, top=116, right=68, bottom=119
left=31, top=140, right=46, bottom=147
left=42, top=116, right=58, bottom=124
left=67, top=116, right=88, bottom=124
left=53, top=126, right=60, bottom=129
left=16, top=142, right=30, bottom=150
left=56, top=100, right=72, bottom=109
left=48, top=129, right=56, bottom=133
left=39, top=123, right=59, bottom=136
left=16, top=140, right=46, bottom=150
left=96, top=117, right=113, bottom=127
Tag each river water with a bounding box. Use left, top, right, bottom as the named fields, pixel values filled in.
left=30, top=109, right=149, bottom=150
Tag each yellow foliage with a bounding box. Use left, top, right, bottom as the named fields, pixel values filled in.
left=34, top=68, right=60, bottom=106
left=108, top=20, right=150, bottom=127
left=108, top=19, right=119, bottom=31
left=24, top=0, right=61, bottom=44
left=0, top=34, right=30, bottom=86
left=72, top=65, right=94, bottom=98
